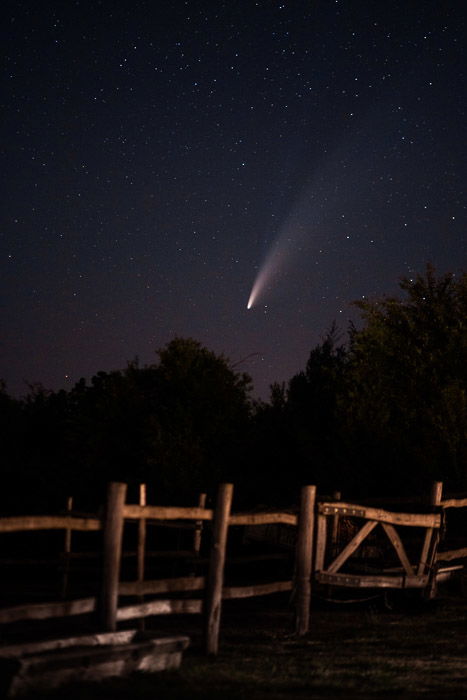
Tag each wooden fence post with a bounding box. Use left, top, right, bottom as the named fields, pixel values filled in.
left=193, top=492, right=207, bottom=555
left=137, top=483, right=147, bottom=630
left=204, top=483, right=233, bottom=656
left=295, top=485, right=316, bottom=636
left=100, top=482, right=127, bottom=631
left=426, top=481, right=443, bottom=599
left=61, top=496, right=73, bottom=598
left=330, top=490, right=341, bottom=557
left=137, top=483, right=147, bottom=584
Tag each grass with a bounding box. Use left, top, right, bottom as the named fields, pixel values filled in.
left=24, top=589, right=467, bottom=699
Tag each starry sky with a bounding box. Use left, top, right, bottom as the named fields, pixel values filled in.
left=1, top=1, right=466, bottom=400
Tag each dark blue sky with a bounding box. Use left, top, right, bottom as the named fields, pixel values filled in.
left=1, top=1, right=466, bottom=399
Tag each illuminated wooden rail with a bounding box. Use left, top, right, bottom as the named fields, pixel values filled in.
left=0, top=516, right=101, bottom=533
left=0, top=480, right=465, bottom=656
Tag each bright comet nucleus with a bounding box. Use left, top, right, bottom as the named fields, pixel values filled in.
left=246, top=239, right=291, bottom=310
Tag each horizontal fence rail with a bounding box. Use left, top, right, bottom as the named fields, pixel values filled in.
left=123, top=505, right=214, bottom=521
left=440, top=497, right=467, bottom=509
left=0, top=480, right=465, bottom=655
left=0, top=516, right=101, bottom=533
left=318, top=503, right=441, bottom=528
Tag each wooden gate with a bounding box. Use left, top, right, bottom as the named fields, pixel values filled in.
left=314, top=501, right=442, bottom=591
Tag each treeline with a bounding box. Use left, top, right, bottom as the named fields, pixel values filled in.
left=1, top=265, right=466, bottom=513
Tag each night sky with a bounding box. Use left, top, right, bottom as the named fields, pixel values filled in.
left=2, top=1, right=466, bottom=400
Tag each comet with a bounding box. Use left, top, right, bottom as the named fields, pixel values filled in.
left=246, top=242, right=286, bottom=309
left=246, top=195, right=312, bottom=310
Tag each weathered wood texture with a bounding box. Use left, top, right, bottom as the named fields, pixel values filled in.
left=330, top=490, right=341, bottom=554
left=417, top=481, right=443, bottom=577
left=223, top=580, right=292, bottom=599
left=295, top=485, right=316, bottom=635
left=137, top=484, right=147, bottom=585
left=327, top=520, right=378, bottom=574
left=193, top=492, right=207, bottom=554
left=0, top=630, right=138, bottom=658
left=440, top=497, right=467, bottom=508
left=381, top=522, right=414, bottom=576
left=0, top=598, right=96, bottom=624
left=229, top=512, right=297, bottom=526
left=100, top=482, right=127, bottom=631
left=316, top=571, right=429, bottom=589
left=61, top=496, right=74, bottom=598
left=319, top=503, right=441, bottom=528
left=426, top=481, right=443, bottom=599
left=0, top=516, right=101, bottom=533
left=1, top=632, right=190, bottom=697
left=204, top=483, right=233, bottom=656
left=123, top=505, right=213, bottom=521
left=436, top=547, right=467, bottom=562
left=314, top=513, right=328, bottom=572
left=117, top=599, right=202, bottom=620
left=119, top=576, right=205, bottom=596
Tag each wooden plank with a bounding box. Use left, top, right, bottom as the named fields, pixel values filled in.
left=0, top=597, right=96, bottom=624
left=61, top=497, right=73, bottom=599
left=319, top=503, right=441, bottom=528
left=426, top=481, right=443, bottom=599
left=0, top=630, right=138, bottom=658
left=204, top=483, right=233, bottom=656
left=0, top=515, right=101, bottom=533
left=136, top=484, right=147, bottom=631
left=436, top=565, right=464, bottom=582
left=417, top=481, right=443, bottom=577
left=295, top=485, right=316, bottom=635
left=123, top=505, right=213, bottom=521
left=381, top=523, right=414, bottom=576
left=314, top=514, right=327, bottom=572
left=436, top=547, right=467, bottom=562
left=193, top=493, right=207, bottom=554
left=117, top=598, right=202, bottom=620
left=316, top=571, right=428, bottom=589
left=441, top=497, right=467, bottom=508
left=100, top=482, right=127, bottom=631
left=223, top=580, right=293, bottom=599
left=137, top=484, right=147, bottom=585
left=2, top=634, right=190, bottom=696
left=229, top=512, right=297, bottom=526
left=326, top=520, right=378, bottom=574
left=330, top=491, right=341, bottom=555
left=119, top=576, right=206, bottom=596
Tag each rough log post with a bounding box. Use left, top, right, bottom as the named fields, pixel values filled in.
left=330, top=490, right=341, bottom=557
left=193, top=492, right=207, bottom=555
left=61, top=496, right=73, bottom=598
left=137, top=483, right=147, bottom=584
left=204, top=483, right=233, bottom=656
left=426, top=481, right=443, bottom=599
left=295, top=485, right=316, bottom=636
left=137, top=483, right=147, bottom=631
left=100, top=482, right=127, bottom=631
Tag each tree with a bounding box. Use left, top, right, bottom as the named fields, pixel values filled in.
left=249, top=327, right=348, bottom=503
left=150, top=337, right=253, bottom=501
left=345, top=265, right=467, bottom=492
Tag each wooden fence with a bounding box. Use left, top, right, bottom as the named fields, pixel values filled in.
left=0, top=481, right=465, bottom=655
left=0, top=483, right=314, bottom=654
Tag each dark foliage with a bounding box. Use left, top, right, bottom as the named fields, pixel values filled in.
left=1, top=266, right=465, bottom=511
left=0, top=338, right=252, bottom=513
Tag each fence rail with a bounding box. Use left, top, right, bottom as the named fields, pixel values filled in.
left=0, top=516, right=101, bottom=533
left=0, top=480, right=465, bottom=655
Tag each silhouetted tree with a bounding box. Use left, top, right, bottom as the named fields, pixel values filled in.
left=249, top=326, right=348, bottom=503
left=344, top=265, right=467, bottom=492
left=2, top=338, right=253, bottom=510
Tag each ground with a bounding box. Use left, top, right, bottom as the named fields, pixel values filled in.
left=24, top=587, right=467, bottom=699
